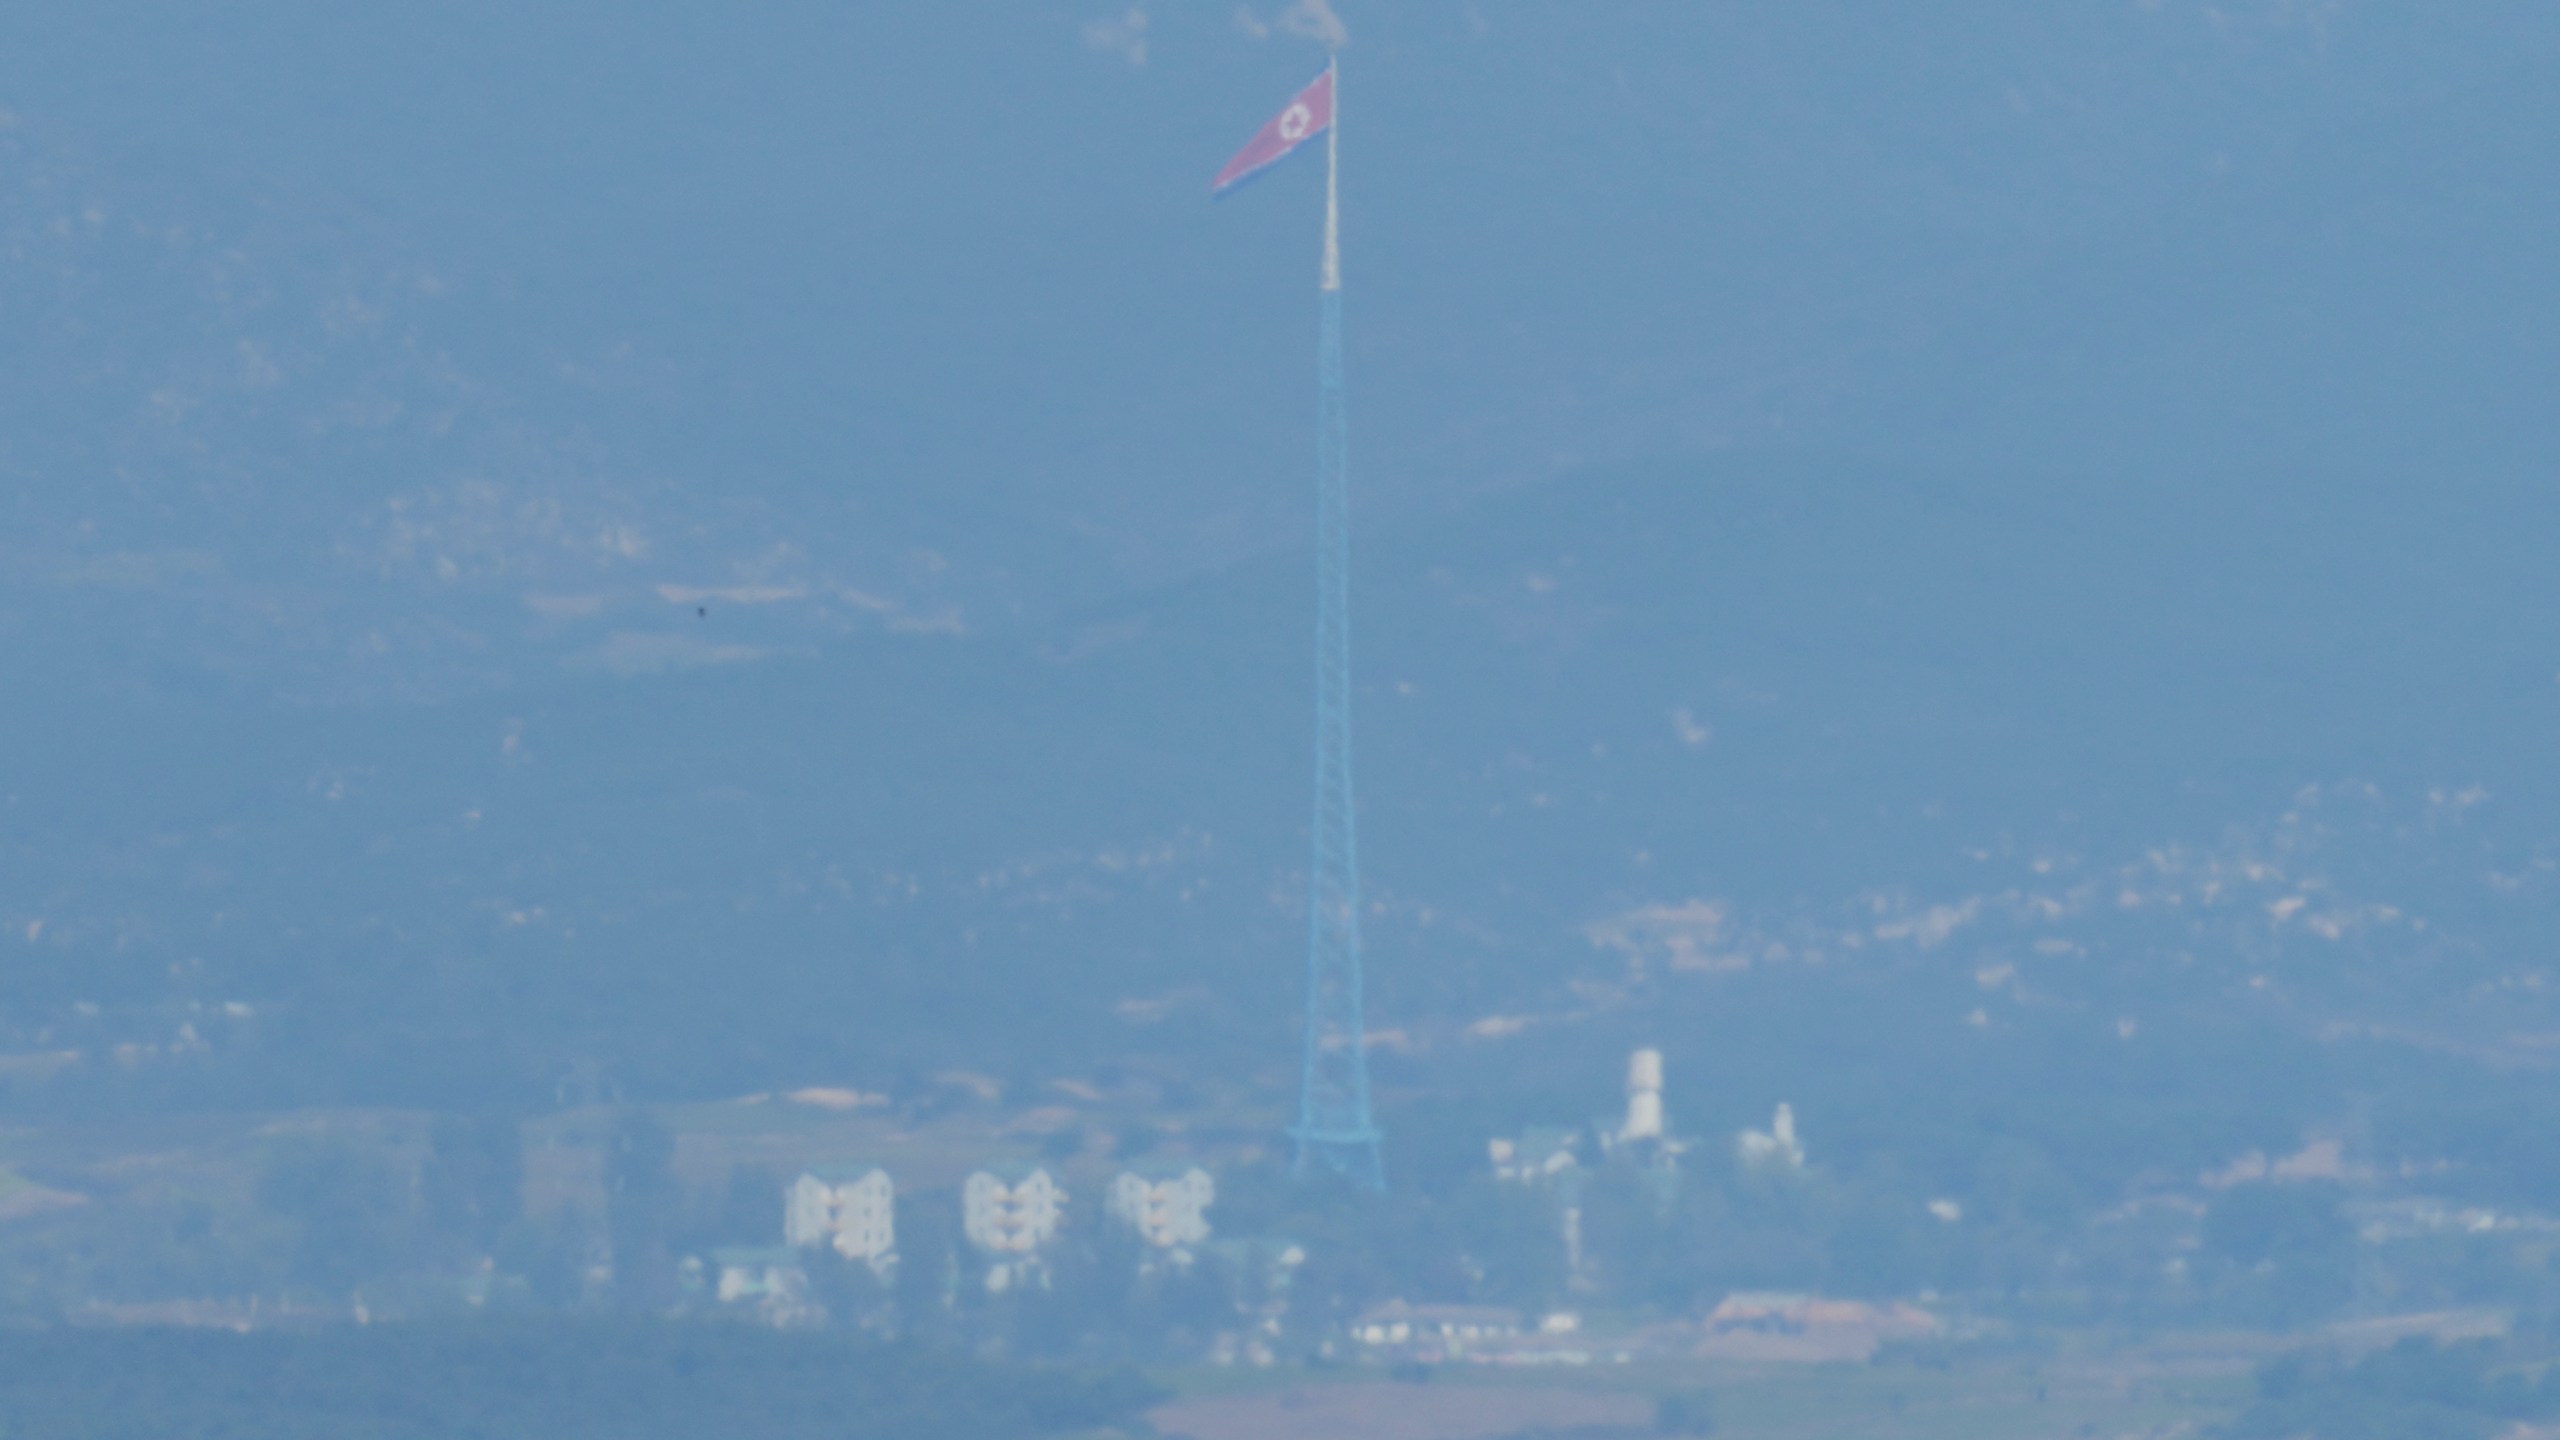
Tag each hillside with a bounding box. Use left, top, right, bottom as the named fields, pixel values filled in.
left=0, top=4, right=2556, bottom=1194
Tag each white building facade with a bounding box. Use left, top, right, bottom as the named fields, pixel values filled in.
left=783, top=1165, right=897, bottom=1272
left=963, top=1164, right=1065, bottom=1289
left=1106, top=1164, right=1215, bottom=1252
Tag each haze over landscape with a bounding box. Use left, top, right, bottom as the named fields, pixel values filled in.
left=5, top=5, right=2560, bottom=1437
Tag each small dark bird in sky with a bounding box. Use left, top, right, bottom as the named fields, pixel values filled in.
left=696, top=607, right=707, bottom=618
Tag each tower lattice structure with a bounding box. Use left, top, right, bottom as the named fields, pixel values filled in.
left=1289, top=61, right=1384, bottom=1189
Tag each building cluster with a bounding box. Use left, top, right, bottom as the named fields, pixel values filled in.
left=1488, top=1047, right=1809, bottom=1185
left=698, top=1156, right=1225, bottom=1319
left=1483, top=1049, right=1809, bottom=1287
left=698, top=1049, right=1823, bottom=1343
left=1735, top=1101, right=1806, bottom=1171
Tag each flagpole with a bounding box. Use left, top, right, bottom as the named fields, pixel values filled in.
left=1293, top=50, right=1383, bottom=1189
left=1321, top=54, right=1340, bottom=295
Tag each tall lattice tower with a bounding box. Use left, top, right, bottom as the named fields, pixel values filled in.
left=1287, top=58, right=1384, bottom=1188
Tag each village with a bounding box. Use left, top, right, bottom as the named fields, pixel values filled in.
left=649, top=1048, right=1939, bottom=1372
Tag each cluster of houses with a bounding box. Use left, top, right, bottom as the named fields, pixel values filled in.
left=690, top=1049, right=1834, bottom=1345
left=1483, top=1049, right=1809, bottom=1289
left=1323, top=1050, right=1928, bottom=1367
left=696, top=1157, right=1236, bottom=1319
left=1482, top=1048, right=1692, bottom=1285
left=1491, top=1047, right=1811, bottom=1187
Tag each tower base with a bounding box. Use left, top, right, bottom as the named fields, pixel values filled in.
left=1290, top=1123, right=1385, bottom=1190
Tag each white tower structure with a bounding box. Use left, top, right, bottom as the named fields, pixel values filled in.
left=1621, top=1047, right=1666, bottom=1144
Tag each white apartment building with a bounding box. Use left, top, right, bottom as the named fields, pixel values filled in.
left=1105, top=1163, right=1215, bottom=1251
left=783, top=1164, right=896, bottom=1272
left=962, top=1164, right=1067, bottom=1257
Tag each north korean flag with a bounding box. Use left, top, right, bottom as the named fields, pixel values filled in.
left=1211, top=68, right=1333, bottom=197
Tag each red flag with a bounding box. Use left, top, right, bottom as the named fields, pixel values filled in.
left=1212, top=69, right=1333, bottom=197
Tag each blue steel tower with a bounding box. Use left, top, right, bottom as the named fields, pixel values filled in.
left=1288, top=57, right=1385, bottom=1189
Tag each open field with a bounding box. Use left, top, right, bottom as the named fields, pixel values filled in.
left=1153, top=1382, right=1652, bottom=1440
left=1151, top=1352, right=2255, bottom=1440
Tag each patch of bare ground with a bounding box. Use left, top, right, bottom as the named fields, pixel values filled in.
left=2325, top=1308, right=2510, bottom=1350
left=69, top=1298, right=334, bottom=1330
left=1151, top=1382, right=1650, bottom=1440
left=0, top=1180, right=84, bottom=1223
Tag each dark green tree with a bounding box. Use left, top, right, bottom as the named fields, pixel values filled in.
left=891, top=1193, right=962, bottom=1341
left=423, top=1111, right=525, bottom=1252
left=254, top=1135, right=409, bottom=1294
left=806, top=1247, right=891, bottom=1330
left=605, top=1112, right=678, bottom=1309
left=2201, top=1181, right=2355, bottom=1323
left=1655, top=1386, right=1718, bottom=1435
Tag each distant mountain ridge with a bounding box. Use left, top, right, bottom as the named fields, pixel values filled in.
left=1, top=6, right=2559, bottom=1135
left=8, top=449, right=2559, bottom=1119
